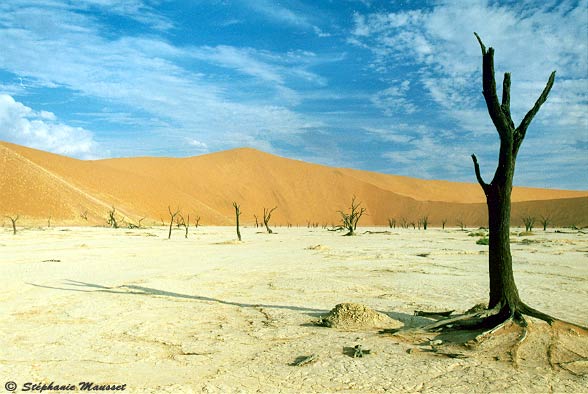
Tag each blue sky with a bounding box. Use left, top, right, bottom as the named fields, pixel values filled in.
left=0, top=0, right=586, bottom=189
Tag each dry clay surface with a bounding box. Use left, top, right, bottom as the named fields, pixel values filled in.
left=0, top=226, right=587, bottom=393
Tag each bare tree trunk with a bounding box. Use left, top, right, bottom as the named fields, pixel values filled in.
left=6, top=215, right=19, bottom=235
left=168, top=206, right=180, bottom=239
left=107, top=207, right=119, bottom=229
left=412, top=34, right=581, bottom=338
left=471, top=32, right=555, bottom=317
left=263, top=206, right=277, bottom=234
left=233, top=202, right=242, bottom=241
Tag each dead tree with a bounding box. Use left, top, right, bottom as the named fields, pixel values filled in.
left=254, top=214, right=259, bottom=228
left=521, top=216, right=535, bottom=232
left=263, top=206, right=277, bottom=234
left=167, top=206, right=180, bottom=239
left=420, top=34, right=583, bottom=337
left=539, top=214, right=551, bottom=231
left=107, top=207, right=119, bottom=229
left=80, top=210, right=89, bottom=221
left=178, top=214, right=189, bottom=238
left=338, top=196, right=366, bottom=236
left=47, top=216, right=51, bottom=228
left=233, top=202, right=242, bottom=241
left=420, top=216, right=429, bottom=230
left=388, top=218, right=396, bottom=229
left=6, top=215, right=19, bottom=235
left=194, top=216, right=201, bottom=228
left=441, top=219, right=447, bottom=230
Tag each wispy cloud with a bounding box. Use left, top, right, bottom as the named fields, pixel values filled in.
left=371, top=80, right=417, bottom=115
left=242, top=0, right=330, bottom=37
left=0, top=1, right=326, bottom=156
left=350, top=0, right=588, bottom=187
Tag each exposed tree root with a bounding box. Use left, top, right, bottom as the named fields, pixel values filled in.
left=386, top=303, right=588, bottom=372
left=510, top=316, right=529, bottom=368
left=419, top=302, right=586, bottom=337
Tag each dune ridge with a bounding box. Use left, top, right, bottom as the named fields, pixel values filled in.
left=1, top=140, right=586, bottom=227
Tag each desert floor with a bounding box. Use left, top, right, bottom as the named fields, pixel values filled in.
left=0, top=226, right=586, bottom=393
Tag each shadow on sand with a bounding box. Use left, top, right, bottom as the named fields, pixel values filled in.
left=28, top=279, right=330, bottom=315
left=27, top=280, right=428, bottom=329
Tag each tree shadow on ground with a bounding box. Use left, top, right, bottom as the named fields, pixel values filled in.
left=27, top=279, right=328, bottom=315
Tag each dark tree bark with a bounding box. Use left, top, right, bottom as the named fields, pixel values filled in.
left=233, top=202, right=242, bottom=241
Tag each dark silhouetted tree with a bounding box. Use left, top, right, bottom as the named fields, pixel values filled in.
left=6, top=215, right=19, bottom=235
left=263, top=206, right=277, bottom=234
left=167, top=206, right=180, bottom=239
left=233, top=202, right=242, bottom=241
left=388, top=218, right=396, bottom=229
left=539, top=214, right=551, bottom=231
left=107, top=207, right=119, bottom=229
left=522, top=216, right=535, bottom=232
left=420, top=34, right=582, bottom=338
left=178, top=213, right=189, bottom=238
left=338, top=196, right=366, bottom=236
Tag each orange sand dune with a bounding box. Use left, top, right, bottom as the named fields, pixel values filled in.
left=1, top=141, right=586, bottom=227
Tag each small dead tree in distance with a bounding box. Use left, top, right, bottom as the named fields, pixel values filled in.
left=419, top=216, right=429, bottom=230
left=338, top=196, right=366, bottom=236
left=6, top=215, right=19, bottom=235
left=233, top=202, right=242, bottom=241
left=107, top=207, right=119, bottom=229
left=521, top=215, right=535, bottom=232
left=167, top=206, right=180, bottom=239
left=178, top=214, right=189, bottom=238
left=416, top=34, right=585, bottom=341
left=263, top=206, right=277, bottom=234
left=539, top=214, right=551, bottom=231
left=388, top=218, right=396, bottom=229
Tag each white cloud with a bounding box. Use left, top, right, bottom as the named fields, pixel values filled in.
left=0, top=94, right=98, bottom=157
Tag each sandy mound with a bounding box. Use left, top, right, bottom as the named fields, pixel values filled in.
left=319, top=303, right=402, bottom=330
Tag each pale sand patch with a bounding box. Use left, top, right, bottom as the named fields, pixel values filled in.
left=0, top=226, right=586, bottom=393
